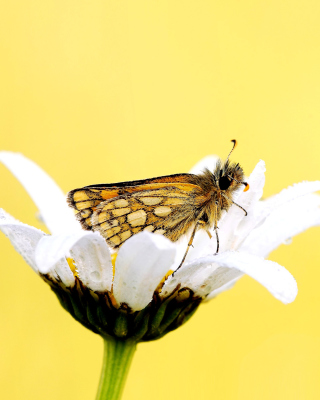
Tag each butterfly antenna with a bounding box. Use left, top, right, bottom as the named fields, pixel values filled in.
left=225, top=139, right=237, bottom=164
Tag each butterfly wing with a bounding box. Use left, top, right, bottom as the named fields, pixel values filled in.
left=91, top=184, right=207, bottom=248
left=67, top=175, right=207, bottom=248
left=67, top=186, right=124, bottom=230
left=67, top=174, right=195, bottom=231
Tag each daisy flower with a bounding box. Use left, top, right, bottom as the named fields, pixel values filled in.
left=1, top=152, right=319, bottom=400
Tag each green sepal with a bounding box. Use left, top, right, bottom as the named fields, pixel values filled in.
left=42, top=274, right=202, bottom=343
left=113, top=311, right=129, bottom=338
left=131, top=312, right=150, bottom=342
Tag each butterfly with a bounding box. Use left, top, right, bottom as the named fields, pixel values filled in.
left=67, top=140, right=249, bottom=270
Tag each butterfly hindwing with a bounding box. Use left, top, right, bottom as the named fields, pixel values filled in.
left=67, top=187, right=122, bottom=230
left=88, top=183, right=206, bottom=248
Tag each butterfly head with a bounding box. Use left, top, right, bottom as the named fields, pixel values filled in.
left=215, top=140, right=249, bottom=192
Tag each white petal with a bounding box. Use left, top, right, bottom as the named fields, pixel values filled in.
left=241, top=193, right=320, bottom=258
left=189, top=155, right=219, bottom=174
left=0, top=208, right=45, bottom=273
left=164, top=251, right=298, bottom=304
left=113, top=232, right=176, bottom=311
left=205, top=280, right=238, bottom=300
left=214, top=252, right=297, bottom=304
left=182, top=228, right=213, bottom=262
left=253, top=180, right=320, bottom=228
left=70, top=234, right=113, bottom=292
left=218, top=160, right=266, bottom=251
left=35, top=231, right=104, bottom=274
left=161, top=256, right=240, bottom=299
left=262, top=180, right=320, bottom=211
left=0, top=152, right=80, bottom=235
left=48, top=258, right=76, bottom=288
left=0, top=209, right=75, bottom=286
left=164, top=228, right=213, bottom=272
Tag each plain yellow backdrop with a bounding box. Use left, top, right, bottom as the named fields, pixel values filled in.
left=1, top=1, right=320, bottom=399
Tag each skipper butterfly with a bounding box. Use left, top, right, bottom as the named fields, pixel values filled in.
left=67, top=140, right=249, bottom=270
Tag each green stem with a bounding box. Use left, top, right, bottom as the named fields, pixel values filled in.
left=95, top=338, right=136, bottom=400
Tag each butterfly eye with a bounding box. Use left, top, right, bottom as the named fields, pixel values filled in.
left=219, top=175, right=232, bottom=190
left=201, top=212, right=209, bottom=223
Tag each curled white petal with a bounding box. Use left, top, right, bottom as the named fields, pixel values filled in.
left=214, top=252, right=297, bottom=304
left=189, top=155, right=219, bottom=174
left=262, top=180, right=320, bottom=211
left=205, top=280, right=238, bottom=300
left=0, top=151, right=80, bottom=235
left=251, top=180, right=320, bottom=232
left=0, top=208, right=45, bottom=273
left=48, top=258, right=75, bottom=288
left=35, top=231, right=104, bottom=274
left=70, top=235, right=113, bottom=292
left=161, top=259, right=226, bottom=299
left=113, top=232, right=176, bottom=311
left=164, top=251, right=297, bottom=304
left=0, top=209, right=75, bottom=286
left=162, top=257, right=242, bottom=299
left=241, top=193, right=320, bottom=257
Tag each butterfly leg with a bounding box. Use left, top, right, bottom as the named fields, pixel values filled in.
left=231, top=200, right=247, bottom=216
left=174, top=220, right=205, bottom=275
left=214, top=225, right=219, bottom=254
left=221, top=192, right=247, bottom=216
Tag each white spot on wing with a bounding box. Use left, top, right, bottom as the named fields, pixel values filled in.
left=154, top=206, right=172, bottom=217
left=127, top=210, right=147, bottom=227
left=144, top=225, right=155, bottom=232
left=112, top=208, right=131, bottom=217
left=140, top=197, right=162, bottom=205
left=114, top=199, right=129, bottom=208
left=154, top=229, right=166, bottom=235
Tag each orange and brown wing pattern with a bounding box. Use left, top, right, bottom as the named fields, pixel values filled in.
left=67, top=174, right=196, bottom=231
left=67, top=175, right=206, bottom=248
left=67, top=187, right=122, bottom=230
left=91, top=183, right=205, bottom=248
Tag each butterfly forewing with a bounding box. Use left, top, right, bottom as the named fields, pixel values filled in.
left=67, top=175, right=205, bottom=248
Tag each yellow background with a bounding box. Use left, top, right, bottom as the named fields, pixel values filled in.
left=1, top=1, right=320, bottom=399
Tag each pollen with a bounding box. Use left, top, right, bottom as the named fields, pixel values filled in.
left=111, top=253, right=117, bottom=277
left=156, top=269, right=174, bottom=292
left=66, top=257, right=78, bottom=277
